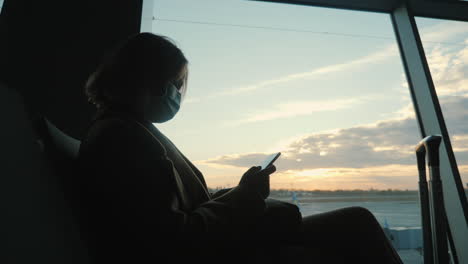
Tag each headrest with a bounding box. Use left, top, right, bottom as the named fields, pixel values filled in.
left=44, top=118, right=81, bottom=159
left=34, top=116, right=81, bottom=162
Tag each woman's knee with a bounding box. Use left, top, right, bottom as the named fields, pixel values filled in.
left=342, top=206, right=378, bottom=224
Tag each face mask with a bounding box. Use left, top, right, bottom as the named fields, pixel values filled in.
left=149, top=82, right=182, bottom=123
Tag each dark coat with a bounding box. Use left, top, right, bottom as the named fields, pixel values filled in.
left=76, top=108, right=275, bottom=262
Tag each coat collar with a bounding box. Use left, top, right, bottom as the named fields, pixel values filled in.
left=92, top=105, right=212, bottom=204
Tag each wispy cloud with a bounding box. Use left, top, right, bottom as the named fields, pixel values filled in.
left=183, top=21, right=467, bottom=106
left=184, top=45, right=398, bottom=104
left=230, top=97, right=365, bottom=125
left=215, top=45, right=398, bottom=97
left=216, top=21, right=468, bottom=99
left=425, top=39, right=468, bottom=96
left=197, top=152, right=271, bottom=169
left=419, top=21, right=468, bottom=45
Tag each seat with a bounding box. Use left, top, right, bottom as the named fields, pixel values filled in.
left=0, top=82, right=90, bottom=264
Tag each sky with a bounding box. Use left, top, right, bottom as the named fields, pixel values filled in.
left=148, top=0, right=468, bottom=190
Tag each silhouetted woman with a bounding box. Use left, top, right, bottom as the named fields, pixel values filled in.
left=77, top=33, right=403, bottom=264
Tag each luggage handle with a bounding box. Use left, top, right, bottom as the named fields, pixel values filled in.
left=415, top=135, right=449, bottom=264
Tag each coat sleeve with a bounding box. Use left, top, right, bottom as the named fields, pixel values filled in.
left=78, top=118, right=266, bottom=247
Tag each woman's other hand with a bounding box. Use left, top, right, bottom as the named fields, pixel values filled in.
left=239, top=165, right=276, bottom=200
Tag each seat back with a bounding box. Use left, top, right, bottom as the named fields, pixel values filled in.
left=34, top=115, right=82, bottom=202
left=44, top=117, right=81, bottom=158
left=0, top=83, right=90, bottom=264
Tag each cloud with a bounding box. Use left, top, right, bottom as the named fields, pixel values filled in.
left=201, top=93, right=468, bottom=187
left=214, top=22, right=466, bottom=99
left=213, top=45, right=398, bottom=97
left=198, top=152, right=269, bottom=169
left=203, top=96, right=468, bottom=167
left=186, top=21, right=467, bottom=104
left=180, top=20, right=467, bottom=106
left=230, top=97, right=365, bottom=125
left=184, top=44, right=399, bottom=104
left=419, top=21, right=468, bottom=45
left=200, top=36, right=468, bottom=167
left=424, top=40, right=468, bottom=96
left=202, top=116, right=420, bottom=170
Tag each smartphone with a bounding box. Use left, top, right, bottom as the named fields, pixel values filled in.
left=259, top=152, right=281, bottom=170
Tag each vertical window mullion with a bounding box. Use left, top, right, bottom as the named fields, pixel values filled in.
left=391, top=3, right=468, bottom=264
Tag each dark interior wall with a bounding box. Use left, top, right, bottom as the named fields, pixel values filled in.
left=0, top=0, right=143, bottom=138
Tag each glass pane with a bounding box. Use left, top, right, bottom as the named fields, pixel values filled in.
left=150, top=0, right=422, bottom=262
left=416, top=17, right=468, bottom=202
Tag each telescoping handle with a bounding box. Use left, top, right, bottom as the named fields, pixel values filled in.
left=416, top=144, right=433, bottom=264
left=415, top=135, right=449, bottom=264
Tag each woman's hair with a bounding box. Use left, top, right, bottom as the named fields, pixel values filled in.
left=85, top=33, right=188, bottom=109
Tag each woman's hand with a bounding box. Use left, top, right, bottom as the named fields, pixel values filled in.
left=238, top=165, right=276, bottom=200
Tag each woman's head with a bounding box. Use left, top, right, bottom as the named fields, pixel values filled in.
left=85, top=33, right=188, bottom=121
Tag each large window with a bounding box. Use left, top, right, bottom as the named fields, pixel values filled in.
left=149, top=0, right=425, bottom=262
